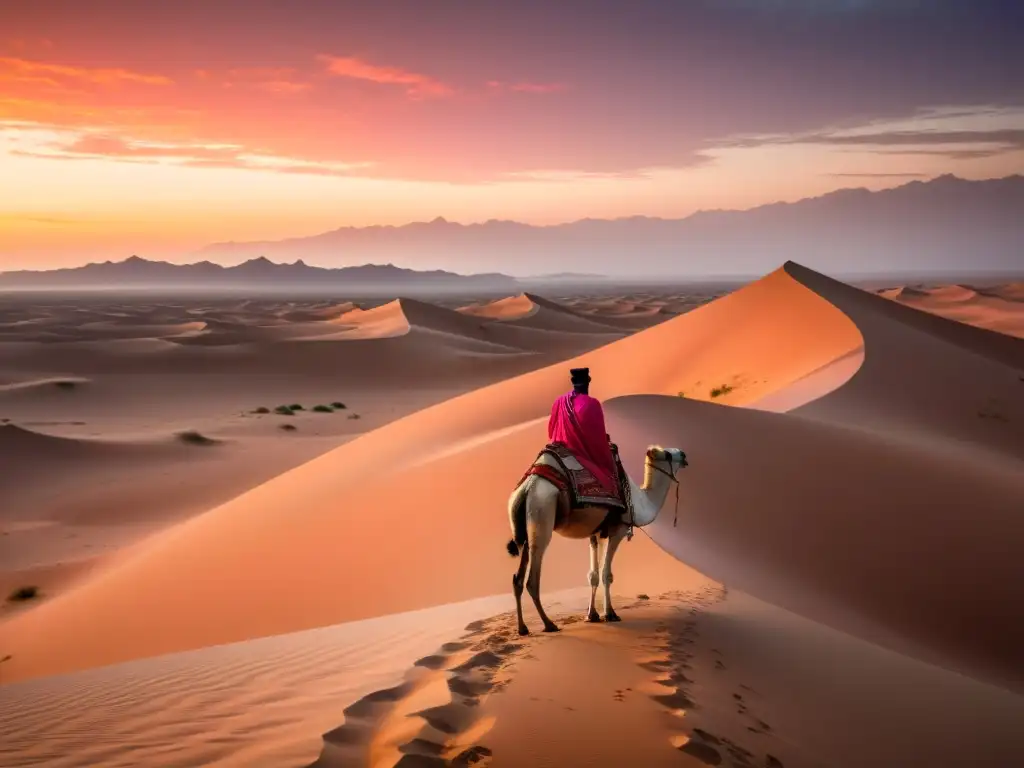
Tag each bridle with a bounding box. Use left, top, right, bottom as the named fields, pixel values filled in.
left=645, top=451, right=682, bottom=528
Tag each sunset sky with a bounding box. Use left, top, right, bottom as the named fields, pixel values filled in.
left=1, top=0, right=1021, bottom=269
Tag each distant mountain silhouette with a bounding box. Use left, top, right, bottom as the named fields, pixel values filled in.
left=0, top=256, right=518, bottom=291
left=194, top=174, right=1024, bottom=278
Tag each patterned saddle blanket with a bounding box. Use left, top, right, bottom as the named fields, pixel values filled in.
left=517, top=442, right=626, bottom=511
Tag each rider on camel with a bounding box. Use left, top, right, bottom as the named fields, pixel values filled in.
left=547, top=367, right=622, bottom=502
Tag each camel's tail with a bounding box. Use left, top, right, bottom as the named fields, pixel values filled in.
left=507, top=481, right=528, bottom=558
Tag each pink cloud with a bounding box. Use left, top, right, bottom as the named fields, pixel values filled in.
left=17, top=131, right=369, bottom=178
left=317, top=54, right=453, bottom=98
left=183, top=157, right=366, bottom=177
left=198, top=66, right=312, bottom=95
left=62, top=134, right=238, bottom=160
left=0, top=57, right=171, bottom=86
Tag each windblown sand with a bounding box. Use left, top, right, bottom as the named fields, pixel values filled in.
left=1, top=272, right=1022, bottom=767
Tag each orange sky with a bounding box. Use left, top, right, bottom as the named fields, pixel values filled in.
left=1, top=1, right=1022, bottom=269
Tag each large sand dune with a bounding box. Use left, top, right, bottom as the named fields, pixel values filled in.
left=0, top=265, right=868, bottom=681
left=2, top=264, right=1023, bottom=766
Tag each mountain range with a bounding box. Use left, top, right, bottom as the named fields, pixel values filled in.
left=2, top=174, right=1021, bottom=287
left=0, top=256, right=518, bottom=292
left=195, top=174, right=1023, bottom=278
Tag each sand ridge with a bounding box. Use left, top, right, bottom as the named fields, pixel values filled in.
left=0, top=264, right=866, bottom=681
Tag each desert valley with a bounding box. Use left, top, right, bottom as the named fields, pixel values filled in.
left=0, top=259, right=1022, bottom=768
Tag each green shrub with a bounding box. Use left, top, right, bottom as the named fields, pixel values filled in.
left=253, top=406, right=270, bottom=414
left=176, top=430, right=217, bottom=446
left=7, top=586, right=38, bottom=602
left=331, top=401, right=347, bottom=409
left=710, top=384, right=734, bottom=398
left=312, top=404, right=333, bottom=413
left=289, top=403, right=304, bottom=411
left=275, top=405, right=294, bottom=415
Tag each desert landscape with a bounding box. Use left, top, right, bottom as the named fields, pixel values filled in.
left=0, top=286, right=723, bottom=609
left=3, top=0, right=1021, bottom=762
left=1, top=262, right=1022, bottom=767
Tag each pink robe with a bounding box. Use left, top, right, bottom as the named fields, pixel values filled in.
left=548, top=391, right=619, bottom=496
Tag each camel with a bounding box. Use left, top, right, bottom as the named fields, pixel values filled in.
left=506, top=445, right=687, bottom=635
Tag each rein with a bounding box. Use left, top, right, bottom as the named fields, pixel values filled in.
left=645, top=455, right=681, bottom=528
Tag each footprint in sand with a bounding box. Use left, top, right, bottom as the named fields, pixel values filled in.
left=679, top=739, right=723, bottom=765
left=306, top=615, right=521, bottom=767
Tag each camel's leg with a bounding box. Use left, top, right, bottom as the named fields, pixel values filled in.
left=601, top=527, right=627, bottom=622
left=586, top=535, right=601, bottom=622
left=513, top=544, right=530, bottom=636
left=526, top=484, right=560, bottom=633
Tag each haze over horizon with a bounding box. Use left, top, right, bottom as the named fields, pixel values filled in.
left=1, top=0, right=1022, bottom=271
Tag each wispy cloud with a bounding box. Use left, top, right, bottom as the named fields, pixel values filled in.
left=866, top=148, right=1012, bottom=160
left=13, top=130, right=372, bottom=178
left=63, top=134, right=239, bottom=160
left=0, top=57, right=171, bottom=87
left=222, top=66, right=312, bottom=95
left=805, top=128, right=1024, bottom=148
left=183, top=157, right=372, bottom=177
left=0, top=213, right=77, bottom=226
left=317, top=54, right=452, bottom=98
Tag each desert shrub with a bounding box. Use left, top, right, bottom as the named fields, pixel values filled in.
left=7, top=586, right=38, bottom=602
left=290, top=403, right=304, bottom=411
left=348, top=413, right=361, bottom=420
left=331, top=401, right=347, bottom=409
left=176, top=430, right=217, bottom=446
left=275, top=405, right=294, bottom=415
left=710, top=384, right=734, bottom=398
left=279, top=423, right=297, bottom=431
left=253, top=406, right=270, bottom=414
left=312, top=404, right=333, bottom=413
left=677, top=391, right=686, bottom=398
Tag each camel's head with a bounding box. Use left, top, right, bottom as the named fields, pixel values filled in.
left=646, top=445, right=688, bottom=469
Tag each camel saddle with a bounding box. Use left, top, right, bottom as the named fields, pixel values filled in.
left=516, top=442, right=630, bottom=538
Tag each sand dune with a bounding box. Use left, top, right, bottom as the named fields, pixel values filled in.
left=0, top=290, right=690, bottom=625
left=0, top=264, right=866, bottom=681
left=3, top=264, right=1023, bottom=766
left=458, top=292, right=627, bottom=334
left=458, top=293, right=539, bottom=321
left=879, top=280, right=1024, bottom=338
left=5, top=583, right=1022, bottom=767
left=300, top=588, right=1024, bottom=768
left=609, top=263, right=1024, bottom=691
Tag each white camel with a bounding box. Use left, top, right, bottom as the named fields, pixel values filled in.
left=506, top=445, right=687, bottom=635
